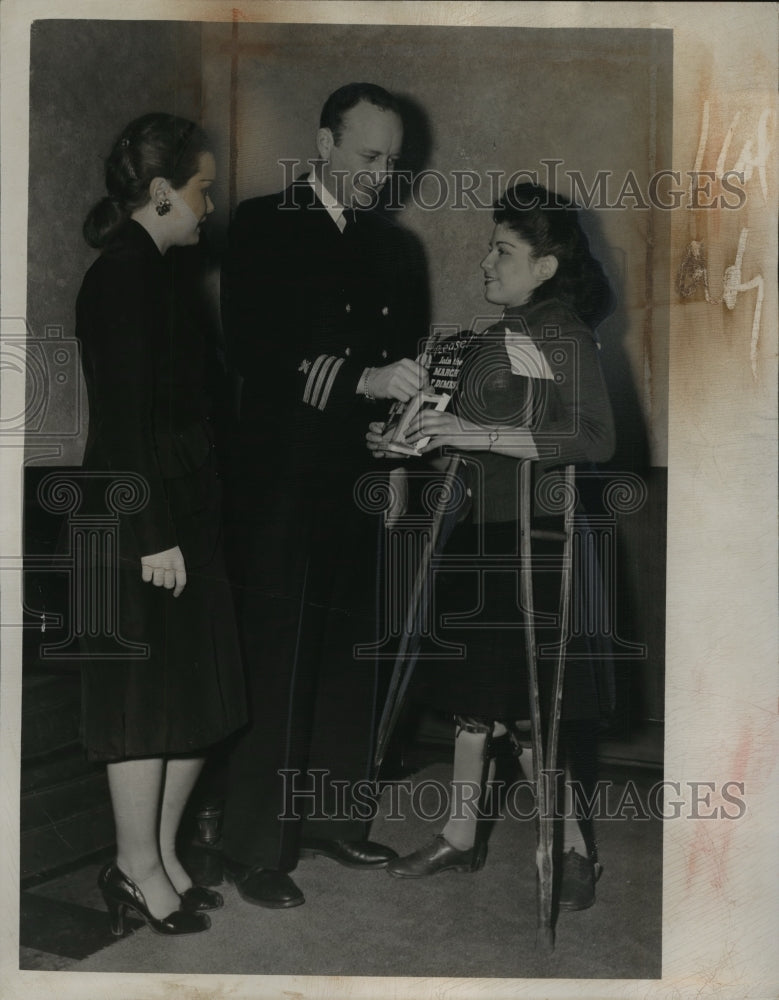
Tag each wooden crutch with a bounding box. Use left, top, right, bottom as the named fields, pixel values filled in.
left=519, top=459, right=575, bottom=952
left=372, top=454, right=462, bottom=780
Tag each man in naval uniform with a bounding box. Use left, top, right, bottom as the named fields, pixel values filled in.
left=219, top=82, right=430, bottom=908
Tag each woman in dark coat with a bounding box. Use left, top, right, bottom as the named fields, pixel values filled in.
left=368, top=183, right=615, bottom=909
left=76, top=114, right=246, bottom=935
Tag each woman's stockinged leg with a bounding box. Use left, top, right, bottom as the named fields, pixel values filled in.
left=106, top=757, right=181, bottom=919
left=158, top=756, right=205, bottom=893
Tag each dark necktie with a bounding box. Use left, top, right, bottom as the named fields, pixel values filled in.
left=342, top=207, right=357, bottom=232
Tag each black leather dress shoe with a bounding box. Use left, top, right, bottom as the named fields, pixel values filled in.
left=299, top=838, right=398, bottom=869
left=223, top=857, right=304, bottom=909
left=558, top=847, right=603, bottom=911
left=386, top=835, right=485, bottom=878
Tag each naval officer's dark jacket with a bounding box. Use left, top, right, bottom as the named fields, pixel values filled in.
left=219, top=177, right=430, bottom=870
left=222, top=177, right=429, bottom=487
left=221, top=175, right=430, bottom=600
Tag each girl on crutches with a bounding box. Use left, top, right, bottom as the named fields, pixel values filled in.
left=367, top=182, right=615, bottom=913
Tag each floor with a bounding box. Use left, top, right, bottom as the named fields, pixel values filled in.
left=19, top=753, right=663, bottom=982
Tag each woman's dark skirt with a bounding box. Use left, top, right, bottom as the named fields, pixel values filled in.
left=79, top=530, right=247, bottom=763
left=411, top=518, right=602, bottom=723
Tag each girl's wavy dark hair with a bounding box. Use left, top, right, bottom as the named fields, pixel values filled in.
left=83, top=113, right=211, bottom=249
left=493, top=183, right=614, bottom=326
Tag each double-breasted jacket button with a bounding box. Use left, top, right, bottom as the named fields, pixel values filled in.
left=345, top=347, right=351, bottom=357
left=345, top=303, right=352, bottom=313
left=381, top=306, right=389, bottom=316
left=381, top=349, right=388, bottom=359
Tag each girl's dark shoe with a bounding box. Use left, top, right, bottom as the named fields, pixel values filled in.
left=179, top=885, right=224, bottom=912
left=387, top=835, right=486, bottom=877
left=98, top=863, right=211, bottom=936
left=558, top=847, right=603, bottom=911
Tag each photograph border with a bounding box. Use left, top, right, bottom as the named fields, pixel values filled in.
left=1, top=2, right=777, bottom=998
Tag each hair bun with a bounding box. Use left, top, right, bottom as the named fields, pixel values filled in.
left=82, top=195, right=128, bottom=249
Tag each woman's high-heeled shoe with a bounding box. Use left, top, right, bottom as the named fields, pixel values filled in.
left=179, top=885, right=224, bottom=912
left=98, top=863, right=211, bottom=936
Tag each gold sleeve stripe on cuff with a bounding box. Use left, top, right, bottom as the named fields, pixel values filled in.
left=309, top=355, right=337, bottom=408
left=316, top=356, right=345, bottom=410
left=302, top=354, right=330, bottom=406
left=307, top=354, right=340, bottom=409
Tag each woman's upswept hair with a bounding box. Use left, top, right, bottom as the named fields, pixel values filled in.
left=83, top=113, right=211, bottom=249
left=493, top=183, right=613, bottom=326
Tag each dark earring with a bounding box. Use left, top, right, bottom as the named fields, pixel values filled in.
left=156, top=196, right=171, bottom=217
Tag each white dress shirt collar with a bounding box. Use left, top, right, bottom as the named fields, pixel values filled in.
left=308, top=173, right=346, bottom=233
